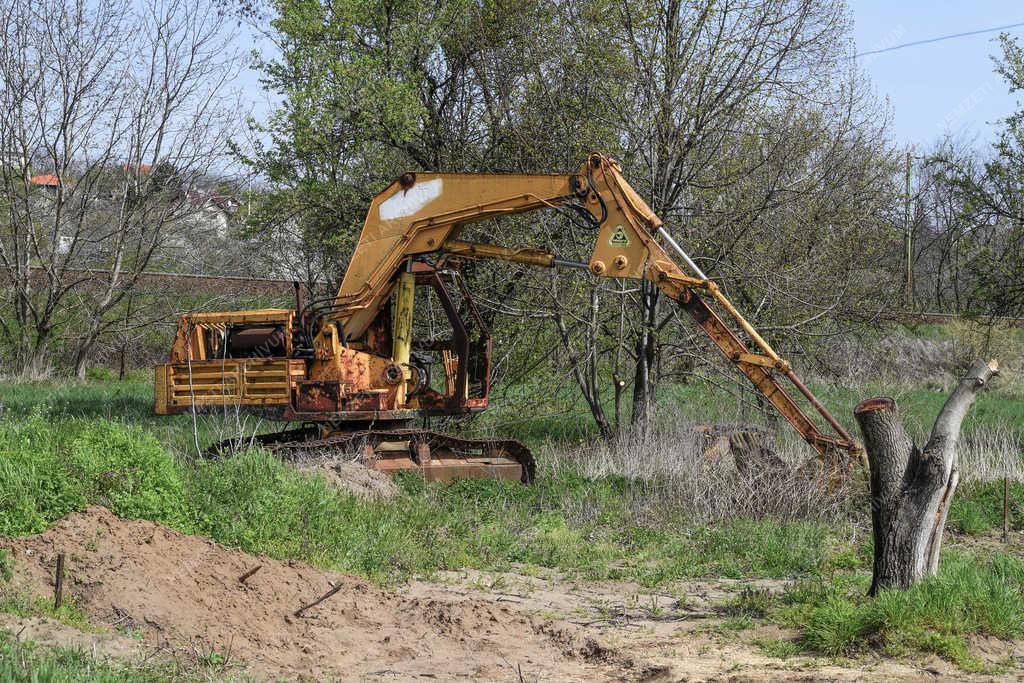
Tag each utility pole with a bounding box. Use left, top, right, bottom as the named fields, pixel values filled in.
left=904, top=148, right=914, bottom=307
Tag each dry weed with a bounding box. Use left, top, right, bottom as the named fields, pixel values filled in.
left=541, top=415, right=858, bottom=526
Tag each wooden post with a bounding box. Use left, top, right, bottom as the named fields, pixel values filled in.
left=1004, top=475, right=1011, bottom=545
left=53, top=553, right=65, bottom=610
left=294, top=582, right=344, bottom=617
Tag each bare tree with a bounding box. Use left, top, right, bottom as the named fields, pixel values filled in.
left=605, top=0, right=896, bottom=422
left=0, top=0, right=241, bottom=377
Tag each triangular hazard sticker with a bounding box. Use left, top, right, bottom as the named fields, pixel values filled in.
left=609, top=225, right=631, bottom=246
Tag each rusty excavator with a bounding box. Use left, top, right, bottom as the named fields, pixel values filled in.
left=155, top=154, right=860, bottom=482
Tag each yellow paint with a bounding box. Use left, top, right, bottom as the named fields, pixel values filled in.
left=391, top=270, right=415, bottom=367
left=155, top=153, right=858, bottom=460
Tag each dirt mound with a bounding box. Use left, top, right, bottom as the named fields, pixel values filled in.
left=296, top=459, right=399, bottom=499
left=0, top=507, right=619, bottom=681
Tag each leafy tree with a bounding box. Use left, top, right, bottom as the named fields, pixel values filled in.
left=243, top=0, right=900, bottom=438
left=928, top=34, right=1024, bottom=318
left=242, top=0, right=623, bottom=285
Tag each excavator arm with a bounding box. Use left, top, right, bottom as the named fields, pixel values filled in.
left=318, top=153, right=860, bottom=464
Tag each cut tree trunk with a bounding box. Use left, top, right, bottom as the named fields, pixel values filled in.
left=854, top=359, right=998, bottom=595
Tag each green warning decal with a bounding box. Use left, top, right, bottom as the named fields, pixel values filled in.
left=609, top=225, right=631, bottom=246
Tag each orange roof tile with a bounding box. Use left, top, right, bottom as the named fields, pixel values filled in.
left=30, top=174, right=61, bottom=187
left=121, top=163, right=152, bottom=174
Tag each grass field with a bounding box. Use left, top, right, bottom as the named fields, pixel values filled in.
left=0, top=364, right=1022, bottom=676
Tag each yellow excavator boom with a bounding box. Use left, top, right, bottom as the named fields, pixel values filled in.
left=156, top=153, right=859, bottom=481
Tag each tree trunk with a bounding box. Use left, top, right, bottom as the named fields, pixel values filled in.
left=631, top=281, right=659, bottom=425
left=855, top=359, right=998, bottom=595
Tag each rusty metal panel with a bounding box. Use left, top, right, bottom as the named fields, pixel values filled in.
left=369, top=454, right=523, bottom=482
left=294, top=380, right=342, bottom=412
left=346, top=391, right=388, bottom=412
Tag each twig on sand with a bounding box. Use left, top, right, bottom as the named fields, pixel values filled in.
left=238, top=565, right=262, bottom=584
left=294, top=581, right=344, bottom=617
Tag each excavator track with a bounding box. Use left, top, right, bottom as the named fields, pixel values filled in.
left=207, top=428, right=536, bottom=484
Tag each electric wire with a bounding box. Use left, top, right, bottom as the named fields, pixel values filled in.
left=855, top=20, right=1024, bottom=58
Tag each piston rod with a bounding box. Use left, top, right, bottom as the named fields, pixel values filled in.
left=657, top=227, right=707, bottom=280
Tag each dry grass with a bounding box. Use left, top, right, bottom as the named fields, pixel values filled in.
left=541, top=415, right=859, bottom=526
left=957, top=425, right=1024, bottom=483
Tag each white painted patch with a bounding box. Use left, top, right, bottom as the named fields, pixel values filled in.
left=379, top=178, right=443, bottom=221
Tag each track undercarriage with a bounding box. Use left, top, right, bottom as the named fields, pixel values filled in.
left=209, top=427, right=536, bottom=484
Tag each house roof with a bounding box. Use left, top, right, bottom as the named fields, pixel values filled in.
left=30, top=174, right=62, bottom=187
left=186, top=189, right=240, bottom=212
left=121, top=163, right=153, bottom=174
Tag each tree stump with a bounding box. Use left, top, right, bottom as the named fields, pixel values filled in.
left=854, top=359, right=998, bottom=595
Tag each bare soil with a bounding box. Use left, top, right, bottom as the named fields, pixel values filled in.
left=405, top=569, right=1020, bottom=682
left=1, top=507, right=623, bottom=681
left=2, top=507, right=1020, bottom=681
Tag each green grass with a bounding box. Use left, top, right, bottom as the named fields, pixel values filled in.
left=0, top=588, right=95, bottom=633
left=949, top=480, right=1024, bottom=534
left=0, top=629, right=217, bottom=682
left=658, top=379, right=1024, bottom=441
left=777, top=552, right=1024, bottom=669
left=753, top=636, right=801, bottom=659
left=0, top=411, right=839, bottom=585
left=2, top=376, right=1023, bottom=675
left=0, top=378, right=256, bottom=458
left=4, top=367, right=1023, bottom=448
left=0, top=411, right=192, bottom=537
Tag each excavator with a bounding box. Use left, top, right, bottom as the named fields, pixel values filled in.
left=154, top=153, right=860, bottom=482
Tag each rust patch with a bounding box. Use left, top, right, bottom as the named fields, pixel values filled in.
left=294, top=381, right=342, bottom=412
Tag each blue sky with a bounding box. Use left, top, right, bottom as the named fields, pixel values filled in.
left=850, top=0, right=1024, bottom=148
left=233, top=2, right=1024, bottom=152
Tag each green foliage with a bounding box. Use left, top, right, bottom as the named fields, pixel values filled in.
left=925, top=34, right=1024, bottom=318
left=0, top=411, right=191, bottom=536
left=791, top=553, right=1024, bottom=668
left=243, top=0, right=625, bottom=287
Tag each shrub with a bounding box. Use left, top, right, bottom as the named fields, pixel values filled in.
left=0, top=412, right=190, bottom=536
left=947, top=319, right=1022, bottom=374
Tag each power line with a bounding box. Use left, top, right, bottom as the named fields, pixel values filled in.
left=855, top=20, right=1024, bottom=58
